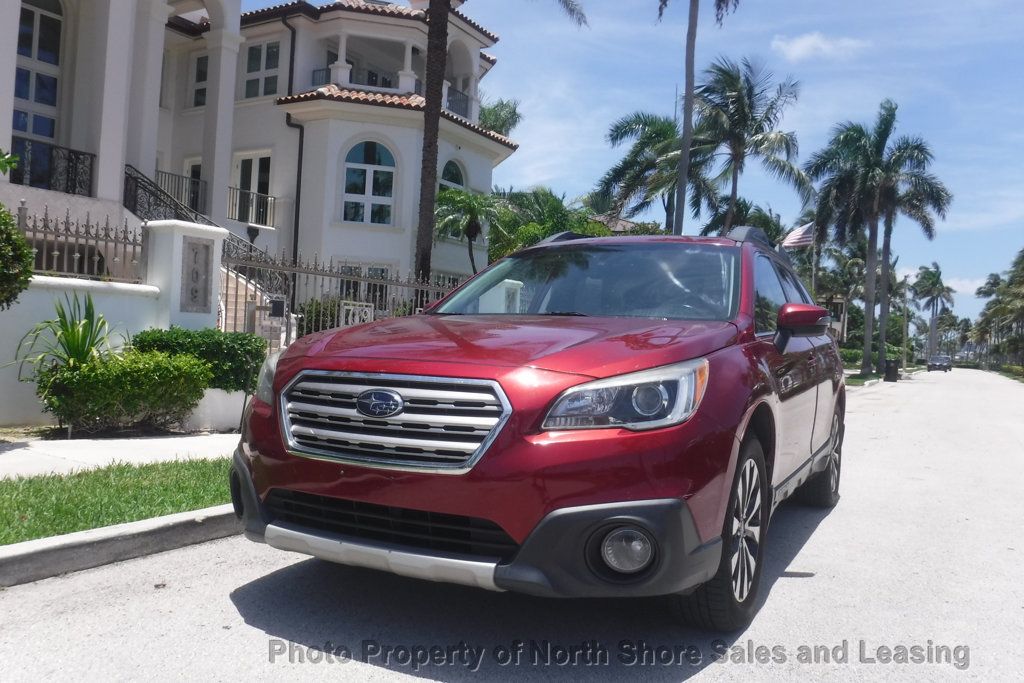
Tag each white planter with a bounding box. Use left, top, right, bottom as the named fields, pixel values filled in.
left=184, top=389, right=247, bottom=433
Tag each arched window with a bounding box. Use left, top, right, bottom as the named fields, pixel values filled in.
left=343, top=141, right=395, bottom=225
left=440, top=160, right=464, bottom=192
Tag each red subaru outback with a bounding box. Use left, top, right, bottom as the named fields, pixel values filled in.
left=231, top=227, right=844, bottom=631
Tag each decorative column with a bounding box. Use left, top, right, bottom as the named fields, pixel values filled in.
left=330, top=32, right=351, bottom=86
left=94, top=0, right=137, bottom=200
left=0, top=0, right=21, bottom=184
left=125, top=0, right=174, bottom=174
left=145, top=219, right=228, bottom=330
left=398, top=41, right=417, bottom=93
left=201, top=28, right=243, bottom=223
left=442, top=80, right=451, bottom=110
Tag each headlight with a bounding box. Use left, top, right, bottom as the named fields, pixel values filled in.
left=254, top=350, right=282, bottom=404
left=542, top=359, right=709, bottom=431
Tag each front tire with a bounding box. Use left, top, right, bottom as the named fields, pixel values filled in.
left=671, top=438, right=767, bottom=632
left=797, top=408, right=843, bottom=508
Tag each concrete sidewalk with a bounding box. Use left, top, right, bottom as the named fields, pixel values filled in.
left=0, top=433, right=239, bottom=480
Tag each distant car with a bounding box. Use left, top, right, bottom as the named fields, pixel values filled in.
left=928, top=355, right=952, bottom=372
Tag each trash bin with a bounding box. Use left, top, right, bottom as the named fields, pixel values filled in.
left=884, top=359, right=900, bottom=382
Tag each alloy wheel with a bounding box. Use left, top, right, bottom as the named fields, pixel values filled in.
left=730, top=458, right=762, bottom=602
left=827, top=413, right=842, bottom=494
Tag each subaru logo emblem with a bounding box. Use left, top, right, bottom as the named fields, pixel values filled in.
left=355, top=389, right=404, bottom=418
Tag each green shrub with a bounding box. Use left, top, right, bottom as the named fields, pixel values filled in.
left=295, top=296, right=344, bottom=337
left=131, top=327, right=265, bottom=393
left=0, top=203, right=34, bottom=311
left=839, top=348, right=862, bottom=366
left=40, top=351, right=212, bottom=433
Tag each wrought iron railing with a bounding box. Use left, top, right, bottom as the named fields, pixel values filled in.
left=14, top=200, right=144, bottom=283
left=227, top=186, right=276, bottom=227
left=155, top=170, right=207, bottom=214
left=311, top=68, right=330, bottom=87
left=350, top=67, right=398, bottom=90
left=446, top=87, right=470, bottom=118
left=123, top=165, right=217, bottom=226
left=10, top=136, right=95, bottom=197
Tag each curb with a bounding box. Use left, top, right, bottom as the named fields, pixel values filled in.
left=0, top=504, right=240, bottom=588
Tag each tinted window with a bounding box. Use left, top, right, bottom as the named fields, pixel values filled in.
left=435, top=242, right=741, bottom=321
left=776, top=263, right=810, bottom=304
left=754, top=254, right=787, bottom=333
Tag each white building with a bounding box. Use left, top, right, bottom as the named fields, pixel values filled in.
left=0, top=0, right=517, bottom=281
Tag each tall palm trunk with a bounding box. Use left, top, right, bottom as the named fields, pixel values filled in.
left=723, top=163, right=740, bottom=232
left=466, top=237, right=477, bottom=274
left=876, top=213, right=893, bottom=373
left=663, top=189, right=675, bottom=232
left=414, top=0, right=451, bottom=282
left=861, top=215, right=880, bottom=375
left=671, top=0, right=699, bottom=236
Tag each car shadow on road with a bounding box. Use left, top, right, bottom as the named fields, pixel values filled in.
left=229, top=499, right=834, bottom=680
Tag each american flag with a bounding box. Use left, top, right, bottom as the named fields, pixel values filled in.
left=781, top=222, right=816, bottom=249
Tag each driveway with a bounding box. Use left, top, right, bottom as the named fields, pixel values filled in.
left=1, top=369, right=1021, bottom=680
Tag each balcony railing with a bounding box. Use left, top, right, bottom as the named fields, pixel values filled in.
left=123, top=165, right=217, bottom=226
left=446, top=87, right=470, bottom=118
left=311, top=67, right=330, bottom=87
left=155, top=170, right=207, bottom=214
left=350, top=67, right=398, bottom=90
left=228, top=186, right=276, bottom=227
left=10, top=136, right=95, bottom=197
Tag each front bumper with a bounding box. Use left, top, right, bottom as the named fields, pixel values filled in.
left=232, top=449, right=721, bottom=598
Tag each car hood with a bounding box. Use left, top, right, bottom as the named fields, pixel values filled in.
left=289, top=315, right=738, bottom=379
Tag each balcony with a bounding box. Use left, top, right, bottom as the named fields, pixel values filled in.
left=350, top=66, right=399, bottom=90
left=228, top=186, right=276, bottom=228
left=311, top=68, right=330, bottom=87
left=9, top=136, right=95, bottom=197
left=155, top=170, right=207, bottom=214
left=446, top=87, right=470, bottom=119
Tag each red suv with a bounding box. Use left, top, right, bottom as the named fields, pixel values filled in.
left=231, top=227, right=845, bottom=631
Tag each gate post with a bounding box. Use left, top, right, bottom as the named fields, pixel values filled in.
left=144, top=219, right=228, bottom=330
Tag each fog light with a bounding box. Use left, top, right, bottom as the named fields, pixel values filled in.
left=601, top=527, right=654, bottom=574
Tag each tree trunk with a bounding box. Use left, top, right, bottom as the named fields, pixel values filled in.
left=664, top=188, right=675, bottom=232
left=860, top=216, right=879, bottom=375
left=671, top=0, right=699, bottom=236
left=413, top=0, right=451, bottom=281
left=723, top=163, right=740, bottom=233
left=466, top=236, right=477, bottom=274
left=876, top=215, right=893, bottom=374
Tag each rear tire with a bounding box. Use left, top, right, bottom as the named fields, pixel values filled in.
left=671, top=438, right=767, bottom=632
left=797, top=407, right=843, bottom=508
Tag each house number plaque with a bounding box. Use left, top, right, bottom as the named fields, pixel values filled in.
left=180, top=236, right=213, bottom=313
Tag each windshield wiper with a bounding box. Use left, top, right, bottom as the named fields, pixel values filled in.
left=539, top=311, right=589, bottom=317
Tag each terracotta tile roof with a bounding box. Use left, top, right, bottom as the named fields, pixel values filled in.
left=481, top=51, right=497, bottom=65
left=451, top=6, right=499, bottom=43
left=277, top=84, right=517, bottom=149
left=318, top=1, right=426, bottom=21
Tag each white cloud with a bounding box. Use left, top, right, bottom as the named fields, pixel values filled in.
left=947, top=277, right=986, bottom=298
left=771, top=32, right=871, bottom=63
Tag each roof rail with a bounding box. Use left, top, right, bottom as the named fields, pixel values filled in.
left=534, top=231, right=591, bottom=246
left=726, top=226, right=774, bottom=247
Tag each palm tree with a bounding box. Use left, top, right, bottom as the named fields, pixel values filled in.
left=699, top=196, right=786, bottom=242
left=911, top=261, right=955, bottom=356
left=597, top=112, right=717, bottom=229
left=478, top=97, right=523, bottom=136
left=806, top=99, right=947, bottom=374
left=657, top=0, right=740, bottom=235
left=696, top=57, right=812, bottom=233
left=413, top=0, right=587, bottom=280
left=434, top=189, right=502, bottom=274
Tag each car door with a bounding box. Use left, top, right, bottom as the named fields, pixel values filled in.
left=752, top=252, right=819, bottom=490
left=775, top=262, right=836, bottom=455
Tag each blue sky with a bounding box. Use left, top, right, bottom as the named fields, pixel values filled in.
left=243, top=0, right=1024, bottom=319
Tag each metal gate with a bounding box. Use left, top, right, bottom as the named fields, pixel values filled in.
left=220, top=237, right=453, bottom=350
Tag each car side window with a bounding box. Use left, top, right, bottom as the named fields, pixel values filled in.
left=754, top=254, right=788, bottom=334
left=776, top=264, right=811, bottom=304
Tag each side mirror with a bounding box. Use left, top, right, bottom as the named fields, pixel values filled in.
left=777, top=303, right=832, bottom=337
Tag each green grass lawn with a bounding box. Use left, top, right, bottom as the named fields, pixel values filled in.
left=845, top=373, right=883, bottom=386
left=0, top=458, right=231, bottom=546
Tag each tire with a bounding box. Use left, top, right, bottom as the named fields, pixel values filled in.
left=671, top=438, right=768, bottom=632
left=797, top=407, right=843, bottom=508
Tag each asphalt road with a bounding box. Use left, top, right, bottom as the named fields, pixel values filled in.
left=2, top=369, right=1022, bottom=681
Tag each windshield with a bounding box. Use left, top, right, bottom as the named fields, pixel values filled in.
left=433, top=242, right=740, bottom=321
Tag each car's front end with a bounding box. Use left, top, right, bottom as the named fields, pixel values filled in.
left=232, top=238, right=749, bottom=598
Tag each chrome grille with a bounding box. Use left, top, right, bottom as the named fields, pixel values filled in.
left=280, top=371, right=511, bottom=473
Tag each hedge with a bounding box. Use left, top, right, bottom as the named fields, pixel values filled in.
left=40, top=351, right=212, bottom=433
left=132, top=326, right=266, bottom=393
